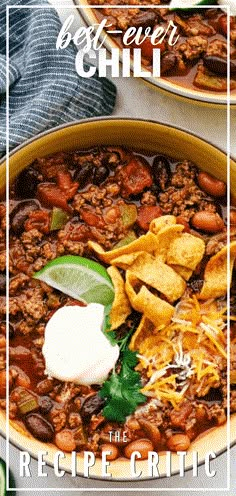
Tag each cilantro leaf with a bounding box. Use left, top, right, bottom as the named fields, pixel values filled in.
left=100, top=347, right=146, bottom=422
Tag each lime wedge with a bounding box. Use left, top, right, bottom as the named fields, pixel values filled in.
left=34, top=255, right=114, bottom=305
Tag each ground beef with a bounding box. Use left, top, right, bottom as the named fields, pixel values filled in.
left=178, top=36, right=208, bottom=61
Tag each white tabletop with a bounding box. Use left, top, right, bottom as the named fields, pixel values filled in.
left=2, top=1, right=236, bottom=494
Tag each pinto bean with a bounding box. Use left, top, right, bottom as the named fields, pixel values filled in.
left=124, top=438, right=154, bottom=459
left=197, top=172, right=226, bottom=197
left=138, top=419, right=161, bottom=447
left=191, top=211, right=225, bottom=233
left=167, top=433, right=190, bottom=452
left=25, top=413, right=54, bottom=442
left=100, top=443, right=120, bottom=461
left=55, top=429, right=76, bottom=452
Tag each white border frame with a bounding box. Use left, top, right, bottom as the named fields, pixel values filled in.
left=5, top=3, right=231, bottom=491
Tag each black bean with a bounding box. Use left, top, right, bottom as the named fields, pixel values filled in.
left=0, top=273, right=6, bottom=295
left=203, top=55, right=236, bottom=76
left=74, top=163, right=94, bottom=189
left=15, top=167, right=40, bottom=199
left=161, top=52, right=177, bottom=75
left=10, top=200, right=39, bottom=234
left=130, top=11, right=157, bottom=29
left=25, top=413, right=54, bottom=442
left=80, top=393, right=105, bottom=419
left=152, top=156, right=171, bottom=191
left=93, top=165, right=109, bottom=185
left=39, top=396, right=53, bottom=415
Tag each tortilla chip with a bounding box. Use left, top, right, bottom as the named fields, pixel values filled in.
left=110, top=252, right=145, bottom=270
left=199, top=241, right=236, bottom=299
left=129, top=316, right=155, bottom=351
left=88, top=231, right=160, bottom=264
left=125, top=271, right=174, bottom=329
left=107, top=266, right=131, bottom=330
left=169, top=264, right=193, bottom=281
left=153, top=225, right=184, bottom=262
left=167, top=233, right=205, bottom=270
left=149, top=215, right=177, bottom=234
left=128, top=252, right=186, bottom=302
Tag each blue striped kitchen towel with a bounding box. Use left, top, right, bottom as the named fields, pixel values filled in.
left=0, top=0, right=116, bottom=157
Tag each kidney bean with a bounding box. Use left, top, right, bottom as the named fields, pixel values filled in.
left=100, top=443, right=120, bottom=461
left=138, top=419, right=161, bottom=447
left=80, top=393, right=105, bottom=419
left=124, top=438, right=154, bottom=459
left=152, top=155, right=171, bottom=191
left=191, top=211, right=225, bottom=233
left=230, top=209, right=236, bottom=225
left=130, top=11, right=157, bottom=29
left=25, top=413, right=54, bottom=442
left=0, top=273, right=6, bottom=295
left=15, top=167, right=40, bottom=199
left=10, top=200, right=40, bottom=233
left=167, top=433, right=190, bottom=452
left=55, top=429, right=76, bottom=452
left=197, top=172, right=226, bottom=197
left=161, top=52, right=177, bottom=75
left=93, top=165, right=109, bottom=185
left=203, top=55, right=236, bottom=76
left=74, top=163, right=94, bottom=189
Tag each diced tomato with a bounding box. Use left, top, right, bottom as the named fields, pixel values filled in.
left=37, top=184, right=71, bottom=212
left=176, top=216, right=190, bottom=233
left=56, top=172, right=78, bottom=200
left=133, top=39, right=166, bottom=62
left=119, top=157, right=153, bottom=198
left=24, top=210, right=50, bottom=234
left=80, top=208, right=106, bottom=229
left=137, top=205, right=162, bottom=231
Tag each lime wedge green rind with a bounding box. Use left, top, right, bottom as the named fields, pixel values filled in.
left=33, top=255, right=114, bottom=306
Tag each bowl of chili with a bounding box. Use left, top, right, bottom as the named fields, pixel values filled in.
left=0, top=118, right=236, bottom=480
left=75, top=0, right=236, bottom=106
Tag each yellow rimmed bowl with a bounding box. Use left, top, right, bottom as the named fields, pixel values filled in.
left=74, top=1, right=236, bottom=107
left=0, top=117, right=236, bottom=480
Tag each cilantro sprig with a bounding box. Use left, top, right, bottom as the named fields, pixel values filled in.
left=100, top=312, right=146, bottom=422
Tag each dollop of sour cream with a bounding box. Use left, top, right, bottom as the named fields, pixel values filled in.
left=42, top=304, right=119, bottom=385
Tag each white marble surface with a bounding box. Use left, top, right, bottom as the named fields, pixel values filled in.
left=3, top=1, right=236, bottom=494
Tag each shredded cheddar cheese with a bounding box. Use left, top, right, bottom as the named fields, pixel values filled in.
left=135, top=296, right=227, bottom=407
